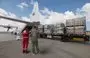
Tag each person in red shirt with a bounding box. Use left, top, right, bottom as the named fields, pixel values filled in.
left=22, top=27, right=30, bottom=53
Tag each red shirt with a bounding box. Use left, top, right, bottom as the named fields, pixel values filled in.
left=22, top=30, right=29, bottom=39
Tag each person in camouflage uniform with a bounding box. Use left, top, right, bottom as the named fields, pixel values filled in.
left=30, top=26, right=39, bottom=54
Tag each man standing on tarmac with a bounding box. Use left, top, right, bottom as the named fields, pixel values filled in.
left=30, top=26, right=39, bottom=55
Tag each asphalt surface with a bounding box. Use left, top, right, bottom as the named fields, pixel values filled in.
left=0, top=33, right=90, bottom=58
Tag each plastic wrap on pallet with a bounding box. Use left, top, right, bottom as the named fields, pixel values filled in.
left=44, top=25, right=50, bottom=29
left=66, top=17, right=86, bottom=26
left=43, top=24, right=54, bottom=34
left=66, top=19, right=74, bottom=26
left=67, top=29, right=74, bottom=34
left=67, top=27, right=74, bottom=30
left=67, top=27, right=74, bottom=34
left=74, top=18, right=85, bottom=26
left=54, top=23, right=65, bottom=28
left=54, top=28, right=63, bottom=31
left=74, top=29, right=84, bottom=34
left=53, top=23, right=64, bottom=34
left=38, top=28, right=43, bottom=33
left=75, top=26, right=85, bottom=34
left=44, top=25, right=48, bottom=29
left=56, top=24, right=61, bottom=28
left=44, top=24, right=53, bottom=29
left=75, top=26, right=85, bottom=29
left=66, top=26, right=85, bottom=34
left=53, top=30, right=58, bottom=34
left=38, top=25, right=43, bottom=28
left=53, top=28, right=63, bottom=34
left=44, top=29, right=51, bottom=34
left=56, top=30, right=64, bottom=34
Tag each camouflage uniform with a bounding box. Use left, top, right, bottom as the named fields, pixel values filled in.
left=31, top=27, right=39, bottom=54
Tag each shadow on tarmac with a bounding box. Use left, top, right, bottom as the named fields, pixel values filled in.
left=39, top=47, right=51, bottom=55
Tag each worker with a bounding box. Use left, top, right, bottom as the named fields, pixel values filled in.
left=16, top=31, right=21, bottom=40
left=30, top=26, right=39, bottom=55
left=22, top=27, right=30, bottom=53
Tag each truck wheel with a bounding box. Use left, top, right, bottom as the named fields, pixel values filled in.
left=60, top=37, right=66, bottom=42
left=43, top=34, right=45, bottom=38
left=84, top=36, right=89, bottom=43
left=69, top=37, right=72, bottom=42
left=45, top=34, right=47, bottom=38
left=66, top=37, right=69, bottom=42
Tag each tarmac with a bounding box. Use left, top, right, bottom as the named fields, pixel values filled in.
left=0, top=33, right=90, bottom=58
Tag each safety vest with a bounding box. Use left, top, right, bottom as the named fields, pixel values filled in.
left=22, top=30, right=29, bottom=39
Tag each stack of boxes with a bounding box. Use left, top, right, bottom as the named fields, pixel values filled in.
left=53, top=23, right=64, bottom=34
left=66, top=17, right=86, bottom=35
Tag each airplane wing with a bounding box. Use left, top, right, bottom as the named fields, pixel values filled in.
left=0, top=15, right=40, bottom=26
left=0, top=15, right=30, bottom=24
left=0, top=15, right=40, bottom=32
left=0, top=25, right=6, bottom=27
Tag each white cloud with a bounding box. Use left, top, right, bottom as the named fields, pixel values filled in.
left=21, top=2, right=28, bottom=7
left=40, top=8, right=70, bottom=24
left=0, top=8, right=8, bottom=16
left=40, top=7, right=51, bottom=15
left=21, top=16, right=30, bottom=21
left=29, top=2, right=67, bottom=24
left=19, top=2, right=89, bottom=25
left=17, top=4, right=24, bottom=9
left=64, top=11, right=76, bottom=19
left=40, top=7, right=78, bottom=24
left=45, top=12, right=65, bottom=24
left=17, top=2, right=29, bottom=9
left=82, top=3, right=90, bottom=12
left=82, top=3, right=90, bottom=21
left=8, top=12, right=17, bottom=18
left=39, top=3, right=90, bottom=24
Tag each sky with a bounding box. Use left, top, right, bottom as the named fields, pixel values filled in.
left=0, top=0, right=90, bottom=16
left=0, top=0, right=90, bottom=31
